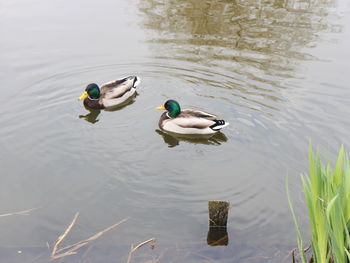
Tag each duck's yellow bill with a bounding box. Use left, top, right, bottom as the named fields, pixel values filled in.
left=79, top=91, right=88, bottom=100
left=156, top=105, right=165, bottom=110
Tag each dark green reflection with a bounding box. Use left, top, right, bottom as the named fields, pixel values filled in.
left=156, top=129, right=228, bottom=147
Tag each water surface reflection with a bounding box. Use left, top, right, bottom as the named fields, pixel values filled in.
left=0, top=0, right=348, bottom=262
left=156, top=129, right=228, bottom=147
left=139, top=0, right=339, bottom=114
left=79, top=108, right=101, bottom=124
left=78, top=93, right=138, bottom=123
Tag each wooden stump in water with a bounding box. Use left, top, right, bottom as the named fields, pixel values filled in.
left=207, top=200, right=230, bottom=246
left=208, top=200, right=230, bottom=227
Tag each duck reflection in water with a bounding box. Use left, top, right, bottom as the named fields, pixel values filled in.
left=156, top=129, right=228, bottom=148
left=79, top=106, right=101, bottom=124
left=79, top=94, right=137, bottom=124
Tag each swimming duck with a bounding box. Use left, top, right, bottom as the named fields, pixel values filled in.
left=79, top=76, right=140, bottom=109
left=156, top=100, right=229, bottom=135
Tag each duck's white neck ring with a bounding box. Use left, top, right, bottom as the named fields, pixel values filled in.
left=166, top=112, right=172, bottom=118
left=88, top=96, right=99, bottom=101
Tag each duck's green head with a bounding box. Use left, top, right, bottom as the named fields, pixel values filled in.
left=156, top=99, right=181, bottom=118
left=79, top=83, right=100, bottom=100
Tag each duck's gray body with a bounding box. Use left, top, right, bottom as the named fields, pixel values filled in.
left=84, top=76, right=140, bottom=109
left=159, top=109, right=229, bottom=135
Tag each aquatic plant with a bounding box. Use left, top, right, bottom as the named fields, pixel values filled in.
left=287, top=144, right=350, bottom=263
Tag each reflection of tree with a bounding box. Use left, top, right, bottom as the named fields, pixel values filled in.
left=139, top=0, right=339, bottom=78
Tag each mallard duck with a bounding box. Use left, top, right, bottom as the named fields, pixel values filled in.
left=156, top=100, right=229, bottom=135
left=79, top=76, right=140, bottom=109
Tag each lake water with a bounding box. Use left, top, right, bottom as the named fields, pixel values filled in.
left=1, top=0, right=350, bottom=262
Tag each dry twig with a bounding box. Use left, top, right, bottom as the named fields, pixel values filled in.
left=126, top=238, right=156, bottom=263
left=0, top=207, right=40, bottom=217
left=284, top=244, right=311, bottom=263
left=51, top=212, right=79, bottom=258
left=50, top=212, right=128, bottom=260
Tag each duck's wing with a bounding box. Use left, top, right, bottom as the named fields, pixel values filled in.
left=181, top=109, right=217, bottom=120
left=100, top=76, right=137, bottom=100
left=173, top=109, right=218, bottom=129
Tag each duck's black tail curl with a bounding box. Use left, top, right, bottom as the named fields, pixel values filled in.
left=210, top=120, right=229, bottom=131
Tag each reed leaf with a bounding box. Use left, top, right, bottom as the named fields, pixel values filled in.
left=286, top=176, right=307, bottom=263
left=287, top=144, right=350, bottom=263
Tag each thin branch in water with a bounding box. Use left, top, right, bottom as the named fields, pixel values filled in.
left=304, top=244, right=311, bottom=252
left=283, top=247, right=297, bottom=263
left=126, top=238, right=156, bottom=263
left=51, top=212, right=79, bottom=258
left=0, top=207, right=41, bottom=217
left=50, top=212, right=128, bottom=260
left=284, top=244, right=311, bottom=263
left=56, top=217, right=129, bottom=255
left=292, top=249, right=296, bottom=263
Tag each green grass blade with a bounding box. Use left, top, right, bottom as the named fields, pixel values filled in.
left=334, top=145, right=344, bottom=187
left=288, top=144, right=350, bottom=263
left=345, top=249, right=350, bottom=261
left=286, top=177, right=307, bottom=263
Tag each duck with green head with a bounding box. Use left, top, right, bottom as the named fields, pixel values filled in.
left=79, top=76, right=140, bottom=109
left=156, top=99, right=229, bottom=135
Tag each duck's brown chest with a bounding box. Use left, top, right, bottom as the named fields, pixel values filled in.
left=84, top=98, right=104, bottom=110
left=158, top=112, right=170, bottom=129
